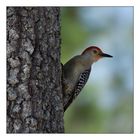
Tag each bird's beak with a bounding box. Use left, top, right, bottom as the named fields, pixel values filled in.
left=100, top=53, right=113, bottom=58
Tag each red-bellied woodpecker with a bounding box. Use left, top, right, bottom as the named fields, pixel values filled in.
left=63, top=46, right=113, bottom=111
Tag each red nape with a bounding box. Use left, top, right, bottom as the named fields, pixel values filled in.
left=82, top=46, right=102, bottom=55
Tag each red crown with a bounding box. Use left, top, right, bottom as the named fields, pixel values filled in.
left=82, top=46, right=102, bottom=54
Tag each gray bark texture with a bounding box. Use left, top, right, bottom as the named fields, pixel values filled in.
left=7, top=7, right=64, bottom=133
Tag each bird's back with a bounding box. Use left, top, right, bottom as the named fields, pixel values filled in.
left=64, top=68, right=91, bottom=111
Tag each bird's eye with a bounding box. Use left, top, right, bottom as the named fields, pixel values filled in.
left=93, top=50, right=97, bottom=54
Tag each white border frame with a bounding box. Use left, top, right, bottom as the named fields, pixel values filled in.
left=0, top=0, right=138, bottom=139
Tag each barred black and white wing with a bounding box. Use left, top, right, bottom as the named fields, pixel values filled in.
left=64, top=68, right=91, bottom=111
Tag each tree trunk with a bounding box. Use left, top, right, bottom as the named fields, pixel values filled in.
left=7, top=7, right=64, bottom=133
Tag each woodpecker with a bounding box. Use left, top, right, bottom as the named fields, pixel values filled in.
left=63, top=46, right=113, bottom=111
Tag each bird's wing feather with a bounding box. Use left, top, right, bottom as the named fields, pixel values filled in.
left=64, top=67, right=91, bottom=111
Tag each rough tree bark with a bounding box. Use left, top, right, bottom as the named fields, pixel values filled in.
left=7, top=7, right=64, bottom=133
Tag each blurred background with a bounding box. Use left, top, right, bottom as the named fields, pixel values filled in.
left=61, top=7, right=133, bottom=133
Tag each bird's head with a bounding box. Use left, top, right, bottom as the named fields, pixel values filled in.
left=82, top=46, right=113, bottom=62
